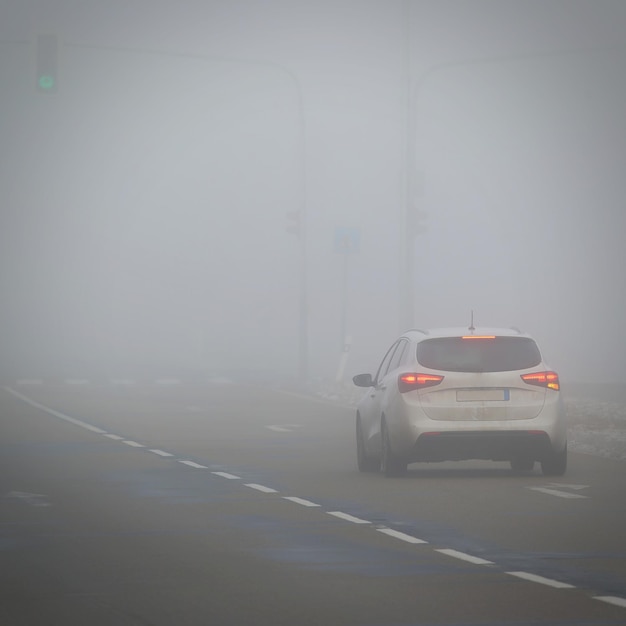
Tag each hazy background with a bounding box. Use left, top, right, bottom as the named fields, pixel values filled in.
left=1, top=0, right=625, bottom=384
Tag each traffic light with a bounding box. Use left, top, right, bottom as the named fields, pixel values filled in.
left=36, top=34, right=58, bottom=94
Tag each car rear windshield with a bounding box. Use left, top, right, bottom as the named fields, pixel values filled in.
left=416, top=336, right=542, bottom=372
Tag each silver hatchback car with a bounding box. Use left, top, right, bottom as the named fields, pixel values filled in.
left=353, top=326, right=567, bottom=477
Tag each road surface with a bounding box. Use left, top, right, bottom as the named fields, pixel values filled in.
left=1, top=381, right=625, bottom=625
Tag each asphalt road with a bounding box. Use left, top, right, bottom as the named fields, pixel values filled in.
left=1, top=382, right=626, bottom=625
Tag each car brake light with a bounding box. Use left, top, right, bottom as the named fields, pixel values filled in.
left=398, top=373, right=444, bottom=393
left=461, top=335, right=496, bottom=340
left=521, top=371, right=560, bottom=391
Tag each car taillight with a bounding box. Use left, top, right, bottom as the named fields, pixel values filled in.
left=398, top=373, right=444, bottom=393
left=521, top=371, right=560, bottom=391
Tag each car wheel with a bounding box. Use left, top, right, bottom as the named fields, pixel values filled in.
left=380, top=420, right=407, bottom=478
left=541, top=442, right=567, bottom=476
left=356, top=416, right=378, bottom=472
left=510, top=456, right=535, bottom=472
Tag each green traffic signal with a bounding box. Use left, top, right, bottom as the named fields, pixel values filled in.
left=38, top=74, right=56, bottom=91
left=36, top=34, right=58, bottom=94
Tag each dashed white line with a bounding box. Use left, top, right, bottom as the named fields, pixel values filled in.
left=436, top=549, right=494, bottom=566
left=122, top=440, right=144, bottom=448
left=149, top=449, right=174, bottom=457
left=549, top=482, right=589, bottom=491
left=506, top=571, right=575, bottom=589
left=528, top=487, right=587, bottom=499
left=376, top=528, right=427, bottom=544
left=104, top=434, right=125, bottom=441
left=179, top=460, right=208, bottom=469
left=283, top=496, right=320, bottom=507
left=245, top=484, right=279, bottom=494
left=327, top=511, right=371, bottom=524
left=594, top=596, right=626, bottom=609
left=212, top=471, right=241, bottom=480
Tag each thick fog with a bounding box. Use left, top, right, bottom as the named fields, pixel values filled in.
left=2, top=0, right=625, bottom=385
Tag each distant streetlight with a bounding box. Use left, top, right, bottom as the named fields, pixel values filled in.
left=401, top=31, right=614, bottom=331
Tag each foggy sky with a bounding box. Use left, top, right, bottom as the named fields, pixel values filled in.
left=1, top=0, right=625, bottom=383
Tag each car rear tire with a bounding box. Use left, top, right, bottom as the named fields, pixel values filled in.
left=541, top=442, right=567, bottom=476
left=380, top=420, right=407, bottom=478
left=356, top=416, right=379, bottom=472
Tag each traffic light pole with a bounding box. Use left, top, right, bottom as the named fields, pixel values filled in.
left=402, top=36, right=605, bottom=333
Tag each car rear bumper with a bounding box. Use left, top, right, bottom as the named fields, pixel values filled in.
left=409, top=430, right=557, bottom=463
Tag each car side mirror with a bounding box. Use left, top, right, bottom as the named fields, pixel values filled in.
left=352, top=373, right=373, bottom=388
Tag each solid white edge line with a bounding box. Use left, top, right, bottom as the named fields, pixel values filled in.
left=282, top=496, right=320, bottom=507
left=506, top=571, right=575, bottom=589
left=179, top=460, right=208, bottom=469
left=594, top=596, right=626, bottom=609
left=3, top=387, right=107, bottom=433
left=375, top=528, right=428, bottom=544
left=327, top=511, right=371, bottom=524
left=149, top=449, right=174, bottom=457
left=123, top=440, right=144, bottom=448
left=436, top=549, right=494, bottom=566
left=245, top=483, right=279, bottom=494
left=212, top=471, right=241, bottom=480
left=528, top=487, right=587, bottom=499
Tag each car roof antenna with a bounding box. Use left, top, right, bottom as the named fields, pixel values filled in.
left=468, top=310, right=475, bottom=333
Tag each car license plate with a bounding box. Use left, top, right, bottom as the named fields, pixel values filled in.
left=456, top=389, right=509, bottom=402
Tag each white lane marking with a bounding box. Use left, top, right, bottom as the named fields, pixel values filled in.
left=104, top=434, right=124, bottom=440
left=3, top=387, right=107, bottom=434
left=283, top=496, right=320, bottom=507
left=548, top=482, right=589, bottom=491
left=327, top=511, right=371, bottom=524
left=528, top=487, right=587, bottom=499
left=6, top=491, right=51, bottom=507
left=149, top=449, right=174, bottom=457
left=436, top=549, right=494, bottom=566
left=506, top=571, right=575, bottom=589
left=123, top=440, right=144, bottom=448
left=265, top=424, right=302, bottom=433
left=245, top=483, right=279, bottom=494
left=376, top=528, right=427, bottom=544
left=594, top=596, right=626, bottom=609
left=212, top=471, right=241, bottom=480
left=179, top=460, right=208, bottom=469
left=208, top=377, right=234, bottom=386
